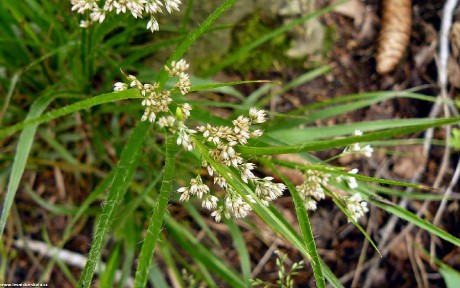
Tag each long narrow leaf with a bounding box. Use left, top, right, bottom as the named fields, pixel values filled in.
left=239, top=118, right=460, bottom=156
left=0, top=89, right=141, bottom=139
left=263, top=159, right=326, bottom=288
left=133, top=134, right=177, bottom=287
left=370, top=200, right=460, bottom=247
left=77, top=122, right=149, bottom=287
left=0, top=91, right=67, bottom=238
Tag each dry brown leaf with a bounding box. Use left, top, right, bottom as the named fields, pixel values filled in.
left=448, top=57, right=460, bottom=88
left=450, top=22, right=460, bottom=59
left=392, top=145, right=423, bottom=179
left=376, top=0, right=412, bottom=74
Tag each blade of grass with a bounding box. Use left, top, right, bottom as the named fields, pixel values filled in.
left=77, top=121, right=149, bottom=287
left=133, top=134, right=177, bottom=287
left=369, top=199, right=460, bottom=247
left=239, top=117, right=460, bottom=156
left=263, top=159, right=326, bottom=288
left=258, top=65, right=332, bottom=107
left=190, top=80, right=275, bottom=92
left=165, top=216, right=247, bottom=287
left=267, top=118, right=455, bottom=144
left=0, top=91, right=73, bottom=238
left=0, top=89, right=141, bottom=139
left=184, top=203, right=221, bottom=246
left=100, top=243, right=122, bottom=288
left=226, top=220, right=251, bottom=284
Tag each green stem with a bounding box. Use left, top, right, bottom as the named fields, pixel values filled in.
left=261, top=159, right=326, bottom=288
left=134, top=134, right=177, bottom=288
left=77, top=121, right=149, bottom=288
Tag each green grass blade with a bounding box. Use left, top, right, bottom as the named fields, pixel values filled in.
left=165, top=216, right=247, bottom=287
left=263, top=160, right=325, bottom=288
left=190, top=80, right=275, bottom=92
left=100, top=243, right=122, bottom=288
left=370, top=200, right=460, bottom=247
left=133, top=134, right=177, bottom=288
left=258, top=65, right=332, bottom=107
left=267, top=118, right=455, bottom=144
left=226, top=220, right=251, bottom=285
left=0, top=91, right=64, bottom=238
left=0, top=89, right=141, bottom=139
left=269, top=90, right=442, bottom=131
left=184, top=203, right=221, bottom=246
left=77, top=121, right=149, bottom=288
left=239, top=117, right=460, bottom=156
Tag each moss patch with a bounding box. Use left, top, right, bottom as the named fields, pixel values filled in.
left=226, top=14, right=302, bottom=74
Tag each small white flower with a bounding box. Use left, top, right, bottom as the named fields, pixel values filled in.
left=211, top=208, right=223, bottom=222
left=180, top=103, right=192, bottom=119
left=176, top=123, right=196, bottom=151
left=347, top=168, right=359, bottom=189
left=177, top=186, right=190, bottom=202
left=157, top=116, right=176, bottom=128
left=202, top=195, right=218, bottom=210
left=296, top=169, right=329, bottom=202
left=145, top=0, right=163, bottom=14
left=114, top=82, right=128, bottom=91
left=255, top=177, right=285, bottom=203
left=225, top=193, right=252, bottom=219
left=79, top=20, right=91, bottom=28
left=361, top=145, right=374, bottom=158
left=176, top=72, right=191, bottom=95
left=343, top=130, right=373, bottom=158
left=147, top=17, right=159, bottom=32
left=304, top=197, right=318, bottom=211
left=189, top=176, right=210, bottom=199
left=90, top=8, right=105, bottom=23
left=165, top=0, right=181, bottom=13
left=249, top=108, right=267, bottom=124
left=345, top=193, right=369, bottom=222
left=166, top=59, right=189, bottom=76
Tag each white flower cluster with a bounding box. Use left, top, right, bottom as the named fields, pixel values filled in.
left=343, top=129, right=374, bottom=157
left=114, top=60, right=285, bottom=222
left=296, top=168, right=368, bottom=222
left=178, top=108, right=286, bottom=222
left=295, top=169, right=330, bottom=211
left=336, top=168, right=359, bottom=189
left=70, top=0, right=181, bottom=32
left=113, top=59, right=195, bottom=151
left=344, top=193, right=368, bottom=222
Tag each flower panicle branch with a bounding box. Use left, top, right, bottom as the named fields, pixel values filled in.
left=343, top=129, right=374, bottom=158
left=184, top=107, right=286, bottom=222
left=113, top=59, right=285, bottom=222
left=71, top=0, right=182, bottom=32
left=296, top=167, right=368, bottom=222
left=114, top=59, right=368, bottom=223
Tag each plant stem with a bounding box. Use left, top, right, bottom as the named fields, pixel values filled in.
left=133, top=134, right=177, bottom=288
